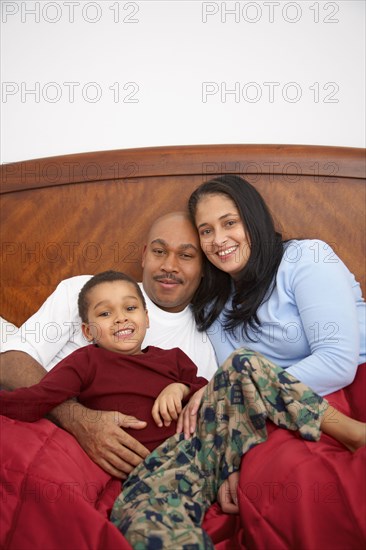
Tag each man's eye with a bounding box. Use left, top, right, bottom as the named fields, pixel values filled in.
left=153, top=248, right=165, bottom=255
left=181, top=254, right=193, bottom=260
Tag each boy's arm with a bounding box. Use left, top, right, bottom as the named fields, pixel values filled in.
left=0, top=349, right=91, bottom=421
left=0, top=351, right=150, bottom=479
left=174, top=348, right=209, bottom=439
left=175, top=348, right=208, bottom=397
left=151, top=349, right=208, bottom=428
left=151, top=382, right=190, bottom=427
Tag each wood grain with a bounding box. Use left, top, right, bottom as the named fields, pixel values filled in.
left=1, top=145, right=365, bottom=326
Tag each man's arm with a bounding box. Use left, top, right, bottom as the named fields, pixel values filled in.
left=0, top=351, right=46, bottom=389
left=57, top=402, right=149, bottom=478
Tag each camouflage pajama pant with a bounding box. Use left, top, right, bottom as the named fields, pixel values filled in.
left=110, top=348, right=328, bottom=550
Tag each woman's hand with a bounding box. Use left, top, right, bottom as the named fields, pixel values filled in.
left=217, top=471, right=240, bottom=514
left=151, top=383, right=189, bottom=427
left=176, top=385, right=206, bottom=439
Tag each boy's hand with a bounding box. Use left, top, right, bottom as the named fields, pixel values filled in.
left=176, top=385, right=206, bottom=439
left=151, top=383, right=190, bottom=427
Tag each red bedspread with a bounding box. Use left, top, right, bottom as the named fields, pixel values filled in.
left=1, top=364, right=365, bottom=549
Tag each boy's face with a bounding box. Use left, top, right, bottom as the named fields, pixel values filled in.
left=81, top=281, right=149, bottom=355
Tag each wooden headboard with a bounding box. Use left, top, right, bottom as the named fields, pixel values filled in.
left=1, top=144, right=365, bottom=328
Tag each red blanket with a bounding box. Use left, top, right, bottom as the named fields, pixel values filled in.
left=238, top=362, right=366, bottom=550
left=1, top=364, right=365, bottom=549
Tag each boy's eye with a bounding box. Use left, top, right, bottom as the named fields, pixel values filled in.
left=126, top=306, right=137, bottom=312
left=98, top=311, right=111, bottom=317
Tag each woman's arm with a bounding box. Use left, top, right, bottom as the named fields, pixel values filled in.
left=286, top=240, right=362, bottom=395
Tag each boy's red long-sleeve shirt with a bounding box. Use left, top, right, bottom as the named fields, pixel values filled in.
left=0, top=345, right=208, bottom=451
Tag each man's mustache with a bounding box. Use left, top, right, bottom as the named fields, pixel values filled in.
left=153, top=274, right=184, bottom=284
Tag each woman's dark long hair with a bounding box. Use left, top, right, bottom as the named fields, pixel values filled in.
left=188, top=175, right=284, bottom=338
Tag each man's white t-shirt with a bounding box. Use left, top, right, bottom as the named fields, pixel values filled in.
left=1, top=276, right=218, bottom=381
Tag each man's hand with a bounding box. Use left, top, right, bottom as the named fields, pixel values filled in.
left=176, top=385, right=206, bottom=439
left=52, top=402, right=150, bottom=479
left=151, top=383, right=189, bottom=428
left=217, top=471, right=240, bottom=514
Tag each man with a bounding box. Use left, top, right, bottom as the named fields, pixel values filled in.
left=0, top=212, right=218, bottom=480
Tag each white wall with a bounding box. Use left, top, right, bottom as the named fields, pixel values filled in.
left=1, top=0, right=365, bottom=163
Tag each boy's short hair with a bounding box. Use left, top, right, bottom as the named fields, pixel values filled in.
left=78, top=270, right=146, bottom=322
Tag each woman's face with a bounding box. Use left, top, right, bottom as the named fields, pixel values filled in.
left=194, top=193, right=251, bottom=278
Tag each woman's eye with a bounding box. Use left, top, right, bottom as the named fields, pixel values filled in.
left=226, top=220, right=236, bottom=227
left=200, top=228, right=211, bottom=236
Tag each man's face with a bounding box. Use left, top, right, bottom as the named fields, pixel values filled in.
left=142, top=215, right=203, bottom=312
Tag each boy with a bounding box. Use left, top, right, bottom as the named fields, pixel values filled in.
left=0, top=271, right=207, bottom=451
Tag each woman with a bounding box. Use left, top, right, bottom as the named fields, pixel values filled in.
left=188, top=174, right=365, bottom=397
left=185, top=174, right=366, bottom=516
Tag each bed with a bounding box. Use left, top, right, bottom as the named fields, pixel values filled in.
left=1, top=144, right=365, bottom=549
